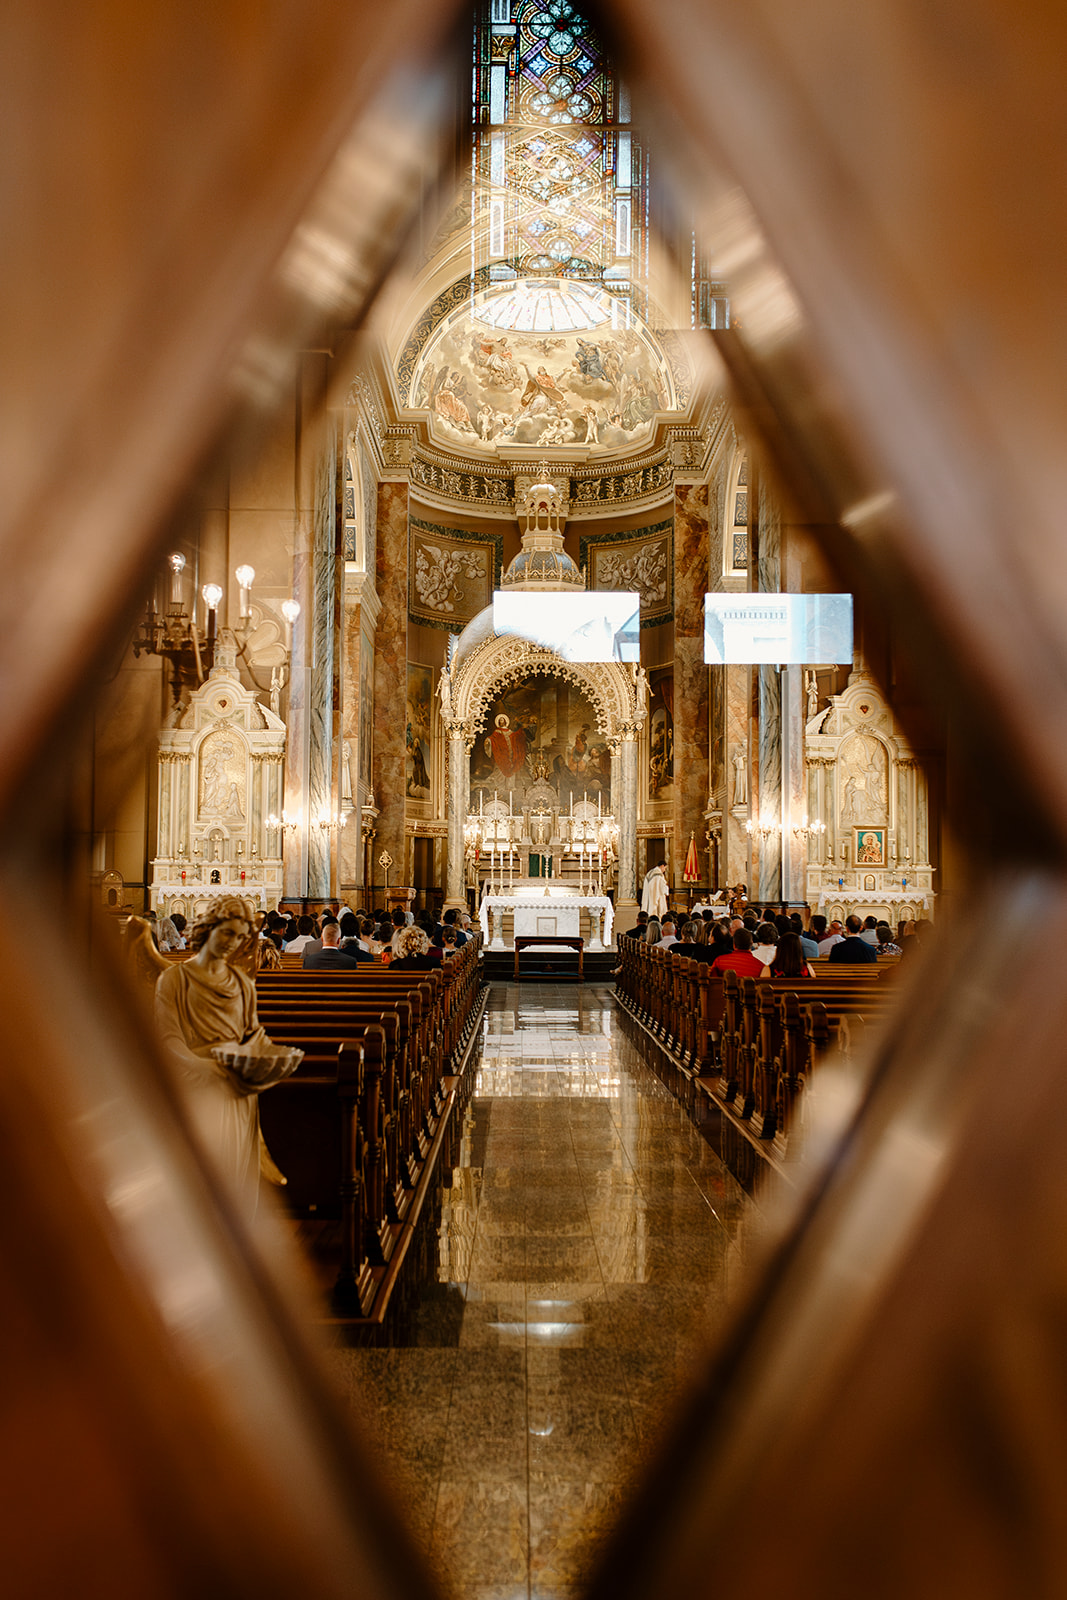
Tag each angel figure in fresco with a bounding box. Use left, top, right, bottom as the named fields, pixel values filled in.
left=471, top=332, right=521, bottom=388
left=431, top=367, right=475, bottom=432
left=573, top=337, right=606, bottom=382
left=599, top=343, right=624, bottom=391
left=540, top=414, right=577, bottom=445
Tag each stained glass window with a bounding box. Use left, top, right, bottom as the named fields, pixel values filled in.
left=473, top=0, right=643, bottom=313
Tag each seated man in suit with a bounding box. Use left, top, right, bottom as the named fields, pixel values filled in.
left=828, top=913, right=878, bottom=964
left=302, top=921, right=370, bottom=969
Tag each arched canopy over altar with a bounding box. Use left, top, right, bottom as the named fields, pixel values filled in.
left=439, top=624, right=646, bottom=919
left=437, top=467, right=648, bottom=928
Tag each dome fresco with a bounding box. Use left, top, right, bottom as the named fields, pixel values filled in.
left=405, top=288, right=681, bottom=458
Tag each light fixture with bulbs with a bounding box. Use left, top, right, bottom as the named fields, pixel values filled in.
left=133, top=553, right=301, bottom=708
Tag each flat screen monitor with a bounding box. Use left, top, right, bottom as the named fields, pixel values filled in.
left=493, top=591, right=640, bottom=662
left=704, top=593, right=853, bottom=665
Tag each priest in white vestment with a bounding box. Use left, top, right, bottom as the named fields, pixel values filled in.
left=641, top=864, right=669, bottom=918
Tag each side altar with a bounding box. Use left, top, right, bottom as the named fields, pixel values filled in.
left=149, top=635, right=287, bottom=921
left=480, top=884, right=615, bottom=952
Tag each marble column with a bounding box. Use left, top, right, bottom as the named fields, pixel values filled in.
left=673, top=482, right=710, bottom=894
left=157, top=753, right=174, bottom=859
left=339, top=573, right=380, bottom=897
left=306, top=418, right=341, bottom=900
left=757, top=664, right=782, bottom=902
left=371, top=481, right=409, bottom=901
left=616, top=732, right=638, bottom=918
left=444, top=728, right=471, bottom=911
left=780, top=665, right=807, bottom=904
left=755, top=471, right=782, bottom=904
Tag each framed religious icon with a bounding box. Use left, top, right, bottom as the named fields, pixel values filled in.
left=853, top=826, right=886, bottom=867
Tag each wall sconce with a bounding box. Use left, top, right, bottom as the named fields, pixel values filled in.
left=745, top=818, right=781, bottom=843
left=266, top=810, right=300, bottom=840
left=793, top=819, right=826, bottom=842
left=316, top=811, right=345, bottom=833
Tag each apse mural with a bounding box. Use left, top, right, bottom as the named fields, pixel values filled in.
left=469, top=674, right=611, bottom=811
left=409, top=302, right=678, bottom=459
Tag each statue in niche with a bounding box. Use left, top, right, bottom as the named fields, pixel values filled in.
left=805, top=670, right=819, bottom=721
left=732, top=748, right=748, bottom=806
left=438, top=664, right=453, bottom=721
left=634, top=665, right=649, bottom=721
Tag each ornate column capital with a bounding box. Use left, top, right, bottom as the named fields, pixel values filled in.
left=445, top=719, right=478, bottom=752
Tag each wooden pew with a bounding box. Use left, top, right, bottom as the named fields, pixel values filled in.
left=720, top=969, right=897, bottom=1140
left=617, top=933, right=902, bottom=1147
left=253, top=935, right=483, bottom=1315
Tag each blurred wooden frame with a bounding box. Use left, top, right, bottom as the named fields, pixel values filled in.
left=4, top=0, right=1067, bottom=1597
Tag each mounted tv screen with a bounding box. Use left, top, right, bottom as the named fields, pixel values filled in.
left=493, top=591, right=640, bottom=662
left=704, top=594, right=853, bottom=665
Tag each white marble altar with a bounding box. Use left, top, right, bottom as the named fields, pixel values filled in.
left=480, top=889, right=614, bottom=952
left=150, top=636, right=287, bottom=920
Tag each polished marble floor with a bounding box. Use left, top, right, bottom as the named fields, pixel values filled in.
left=328, top=983, right=759, bottom=1600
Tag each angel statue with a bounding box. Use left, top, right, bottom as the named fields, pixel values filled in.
left=153, top=897, right=298, bottom=1218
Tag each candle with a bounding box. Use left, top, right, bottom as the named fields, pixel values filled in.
left=509, top=790, right=513, bottom=812
left=598, top=793, right=601, bottom=816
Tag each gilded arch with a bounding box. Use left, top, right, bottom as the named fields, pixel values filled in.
left=449, top=631, right=639, bottom=745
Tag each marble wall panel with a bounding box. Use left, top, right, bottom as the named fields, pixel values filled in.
left=373, top=482, right=410, bottom=891
left=757, top=665, right=782, bottom=902
left=673, top=484, right=710, bottom=888
left=723, top=664, right=751, bottom=888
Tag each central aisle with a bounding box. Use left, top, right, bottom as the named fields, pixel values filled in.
left=330, top=982, right=758, bottom=1600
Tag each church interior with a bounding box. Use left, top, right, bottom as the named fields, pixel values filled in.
left=4, top=0, right=1067, bottom=1594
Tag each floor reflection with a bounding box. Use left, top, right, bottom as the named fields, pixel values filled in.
left=327, top=982, right=760, bottom=1600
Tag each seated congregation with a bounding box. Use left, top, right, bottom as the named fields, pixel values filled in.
left=614, top=901, right=917, bottom=1158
